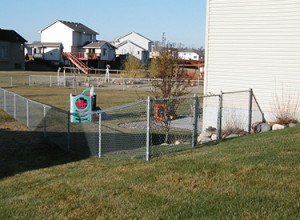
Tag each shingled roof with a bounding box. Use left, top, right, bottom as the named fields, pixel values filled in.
left=0, top=29, right=27, bottom=43
left=40, top=20, right=98, bottom=35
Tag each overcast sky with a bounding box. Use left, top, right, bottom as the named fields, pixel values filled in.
left=1, top=0, right=206, bottom=48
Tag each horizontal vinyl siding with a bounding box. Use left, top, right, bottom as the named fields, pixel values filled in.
left=206, top=0, right=300, bottom=119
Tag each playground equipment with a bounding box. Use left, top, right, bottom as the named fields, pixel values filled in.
left=70, top=86, right=96, bottom=123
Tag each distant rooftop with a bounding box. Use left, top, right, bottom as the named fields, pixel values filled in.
left=40, top=20, right=98, bottom=35
left=0, top=29, right=27, bottom=43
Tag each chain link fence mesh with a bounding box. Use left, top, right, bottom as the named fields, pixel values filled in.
left=99, top=101, right=148, bottom=160
left=150, top=96, right=199, bottom=158
left=0, top=87, right=265, bottom=160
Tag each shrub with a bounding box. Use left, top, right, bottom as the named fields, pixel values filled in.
left=272, top=86, right=300, bottom=125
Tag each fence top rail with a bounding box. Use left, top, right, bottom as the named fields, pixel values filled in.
left=0, top=88, right=70, bottom=113
left=221, top=89, right=251, bottom=95
left=153, top=95, right=196, bottom=101
left=87, top=100, right=146, bottom=114
left=62, top=66, right=123, bottom=73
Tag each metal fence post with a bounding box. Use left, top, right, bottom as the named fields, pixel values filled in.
left=13, top=94, right=16, bottom=118
left=217, top=92, right=223, bottom=140
left=67, top=111, right=70, bottom=152
left=146, top=96, right=151, bottom=161
left=44, top=106, right=47, bottom=138
left=248, top=88, right=253, bottom=134
left=10, top=76, right=13, bottom=87
left=26, top=99, right=29, bottom=127
left=192, top=94, right=199, bottom=148
left=3, top=90, right=6, bottom=112
left=98, top=112, right=102, bottom=158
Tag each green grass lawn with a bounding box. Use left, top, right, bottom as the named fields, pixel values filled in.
left=0, top=117, right=299, bottom=219
left=1, top=73, right=299, bottom=218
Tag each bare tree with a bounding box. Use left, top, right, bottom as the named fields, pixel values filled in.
left=149, top=50, right=191, bottom=143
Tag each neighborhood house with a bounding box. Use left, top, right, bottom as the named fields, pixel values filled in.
left=26, top=20, right=153, bottom=72
left=112, top=32, right=153, bottom=65
left=0, top=29, right=27, bottom=71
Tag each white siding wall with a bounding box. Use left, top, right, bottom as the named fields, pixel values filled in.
left=116, top=42, right=143, bottom=60
left=178, top=52, right=199, bottom=60
left=204, top=0, right=300, bottom=128
left=119, top=32, right=151, bottom=51
left=41, top=22, right=73, bottom=52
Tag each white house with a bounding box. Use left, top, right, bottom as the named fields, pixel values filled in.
left=40, top=20, right=98, bottom=53
left=83, top=41, right=116, bottom=61
left=112, top=32, right=152, bottom=64
left=178, top=49, right=203, bottom=61
left=26, top=41, right=63, bottom=65
left=28, top=20, right=102, bottom=70
left=203, top=0, right=300, bottom=130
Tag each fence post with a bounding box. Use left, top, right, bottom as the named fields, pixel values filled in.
left=217, top=92, right=223, bottom=140
left=248, top=88, right=253, bottom=134
left=3, top=90, right=6, bottom=112
left=43, top=106, right=47, bottom=138
left=26, top=99, right=29, bottom=127
left=98, top=112, right=102, bottom=158
left=10, top=76, right=13, bottom=87
left=192, top=94, right=199, bottom=148
left=146, top=96, right=151, bottom=161
left=13, top=94, right=16, bottom=118
left=67, top=111, right=70, bottom=152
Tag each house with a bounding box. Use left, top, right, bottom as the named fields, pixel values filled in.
left=0, top=29, right=27, bottom=71
left=31, top=20, right=104, bottom=73
left=203, top=0, right=300, bottom=129
left=83, top=41, right=116, bottom=62
left=112, top=32, right=153, bottom=64
left=40, top=20, right=98, bottom=53
left=26, top=41, right=63, bottom=65
left=178, top=49, right=204, bottom=61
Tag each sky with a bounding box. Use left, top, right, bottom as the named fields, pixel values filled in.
left=1, top=0, right=206, bottom=48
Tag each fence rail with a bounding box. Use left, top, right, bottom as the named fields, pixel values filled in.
left=0, top=74, right=203, bottom=91
left=0, top=87, right=264, bottom=160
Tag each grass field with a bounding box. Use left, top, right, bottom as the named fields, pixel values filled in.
left=0, top=109, right=299, bottom=218
left=1, top=72, right=202, bottom=110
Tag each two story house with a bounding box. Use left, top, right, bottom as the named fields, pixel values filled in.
left=112, top=32, right=153, bottom=65
left=28, top=20, right=116, bottom=72
left=0, top=29, right=27, bottom=71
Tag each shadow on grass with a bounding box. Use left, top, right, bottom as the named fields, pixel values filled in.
left=0, top=129, right=87, bottom=179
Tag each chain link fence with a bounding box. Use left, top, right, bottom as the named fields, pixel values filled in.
left=0, top=75, right=203, bottom=91
left=0, top=87, right=264, bottom=160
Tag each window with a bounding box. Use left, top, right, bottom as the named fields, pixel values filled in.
left=103, top=48, right=107, bottom=56
left=0, top=46, right=9, bottom=59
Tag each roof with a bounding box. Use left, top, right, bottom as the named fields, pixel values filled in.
left=27, top=41, right=63, bottom=48
left=117, top=40, right=146, bottom=50
left=40, top=20, right=98, bottom=35
left=179, top=48, right=204, bottom=56
left=83, top=41, right=116, bottom=49
left=0, top=29, right=27, bottom=43
left=113, top=32, right=152, bottom=43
